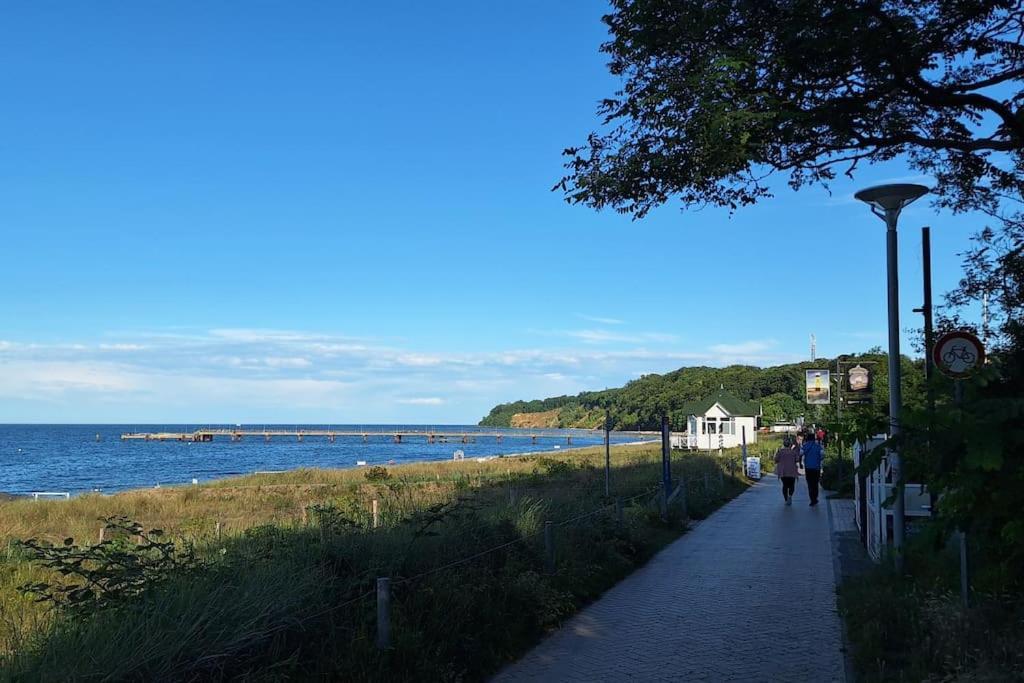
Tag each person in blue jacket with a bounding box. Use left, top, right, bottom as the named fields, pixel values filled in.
left=800, top=431, right=825, bottom=506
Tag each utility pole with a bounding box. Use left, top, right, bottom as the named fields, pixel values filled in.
left=914, top=227, right=937, bottom=512
left=917, top=227, right=936, bottom=391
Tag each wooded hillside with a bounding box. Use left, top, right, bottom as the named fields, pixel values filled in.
left=480, top=351, right=925, bottom=431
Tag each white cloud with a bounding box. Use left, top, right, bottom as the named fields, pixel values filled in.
left=0, top=361, right=145, bottom=397
left=207, top=328, right=326, bottom=343
left=575, top=314, right=625, bottom=325
left=395, top=354, right=444, bottom=367
left=262, top=356, right=312, bottom=368
left=0, top=328, right=805, bottom=422
left=559, top=329, right=678, bottom=344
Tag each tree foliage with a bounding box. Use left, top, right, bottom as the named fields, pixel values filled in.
left=17, top=516, right=201, bottom=615
left=558, top=0, right=1024, bottom=218
left=480, top=353, right=920, bottom=431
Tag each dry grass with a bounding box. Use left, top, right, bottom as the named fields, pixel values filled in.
left=0, top=442, right=752, bottom=678
left=0, top=442, right=659, bottom=545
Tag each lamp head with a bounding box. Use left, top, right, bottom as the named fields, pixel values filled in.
left=854, top=183, right=929, bottom=213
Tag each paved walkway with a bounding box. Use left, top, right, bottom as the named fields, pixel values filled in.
left=494, top=475, right=845, bottom=682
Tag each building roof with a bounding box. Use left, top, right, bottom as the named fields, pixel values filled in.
left=682, top=387, right=758, bottom=417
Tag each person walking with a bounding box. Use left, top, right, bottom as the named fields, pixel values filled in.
left=774, top=436, right=800, bottom=505
left=801, top=431, right=825, bottom=506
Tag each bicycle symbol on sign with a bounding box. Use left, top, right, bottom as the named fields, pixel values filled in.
left=942, top=344, right=977, bottom=366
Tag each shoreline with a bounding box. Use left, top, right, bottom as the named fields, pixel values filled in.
left=1, top=439, right=660, bottom=500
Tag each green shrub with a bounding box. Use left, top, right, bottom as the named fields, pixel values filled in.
left=364, top=466, right=390, bottom=482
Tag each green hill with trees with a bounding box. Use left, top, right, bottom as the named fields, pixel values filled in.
left=479, top=349, right=925, bottom=431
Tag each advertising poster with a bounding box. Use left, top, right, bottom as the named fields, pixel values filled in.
left=805, top=369, right=831, bottom=405
left=844, top=363, right=873, bottom=405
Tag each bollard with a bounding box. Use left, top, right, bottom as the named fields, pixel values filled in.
left=615, top=497, right=623, bottom=526
left=372, top=499, right=380, bottom=529
left=544, top=521, right=555, bottom=575
left=376, top=577, right=391, bottom=649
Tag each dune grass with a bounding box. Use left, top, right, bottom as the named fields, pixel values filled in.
left=0, top=442, right=751, bottom=681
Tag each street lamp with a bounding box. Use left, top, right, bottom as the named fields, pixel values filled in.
left=854, top=183, right=929, bottom=570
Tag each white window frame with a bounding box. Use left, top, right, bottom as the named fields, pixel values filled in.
left=705, top=417, right=718, bottom=434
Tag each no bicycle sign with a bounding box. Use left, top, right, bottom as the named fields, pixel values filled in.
left=933, top=330, right=985, bottom=379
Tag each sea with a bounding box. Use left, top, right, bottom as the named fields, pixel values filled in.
left=0, top=425, right=652, bottom=496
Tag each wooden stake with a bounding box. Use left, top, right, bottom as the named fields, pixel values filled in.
left=544, top=521, right=555, bottom=575
left=376, top=577, right=391, bottom=649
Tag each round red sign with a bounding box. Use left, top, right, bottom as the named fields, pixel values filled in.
left=933, top=330, right=985, bottom=378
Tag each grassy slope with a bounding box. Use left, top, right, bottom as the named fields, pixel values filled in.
left=0, top=443, right=752, bottom=681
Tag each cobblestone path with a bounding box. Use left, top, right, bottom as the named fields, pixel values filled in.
left=493, top=474, right=845, bottom=682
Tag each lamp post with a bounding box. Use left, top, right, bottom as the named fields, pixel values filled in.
left=854, top=183, right=929, bottom=571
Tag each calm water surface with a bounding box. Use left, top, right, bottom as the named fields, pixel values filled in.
left=0, top=425, right=650, bottom=495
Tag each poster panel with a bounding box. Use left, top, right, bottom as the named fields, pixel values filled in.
left=844, top=363, right=873, bottom=405
left=805, top=369, right=831, bottom=405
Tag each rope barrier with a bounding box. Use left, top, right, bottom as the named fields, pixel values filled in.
left=392, top=529, right=546, bottom=587
left=392, top=486, right=661, bottom=584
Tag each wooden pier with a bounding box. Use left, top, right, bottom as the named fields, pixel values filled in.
left=120, top=429, right=593, bottom=445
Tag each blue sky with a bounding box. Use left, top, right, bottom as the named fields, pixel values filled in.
left=0, top=2, right=990, bottom=423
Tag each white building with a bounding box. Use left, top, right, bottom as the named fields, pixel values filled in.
left=683, top=388, right=759, bottom=449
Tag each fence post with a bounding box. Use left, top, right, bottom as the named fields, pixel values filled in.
left=376, top=577, right=391, bottom=649
left=615, top=497, right=623, bottom=526
left=604, top=409, right=612, bottom=497
left=372, top=499, right=380, bottom=529
left=679, top=475, right=689, bottom=520
left=960, top=531, right=970, bottom=608
left=98, top=526, right=105, bottom=543
left=507, top=468, right=514, bottom=505
left=544, top=521, right=555, bottom=575
left=661, top=415, right=672, bottom=502
left=215, top=521, right=222, bottom=540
